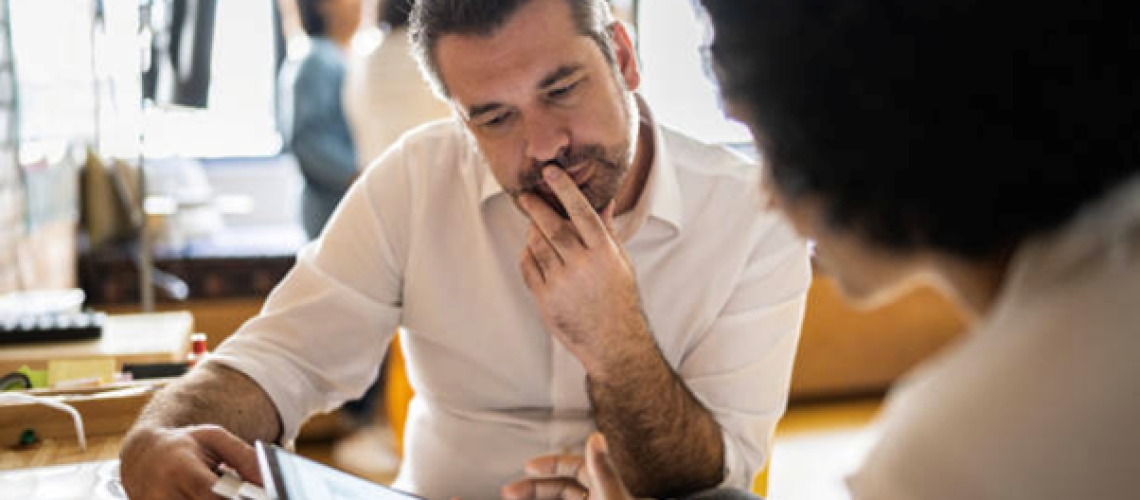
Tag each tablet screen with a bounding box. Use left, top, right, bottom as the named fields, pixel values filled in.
left=257, top=442, right=423, bottom=500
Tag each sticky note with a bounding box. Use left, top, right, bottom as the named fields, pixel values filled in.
left=47, top=358, right=116, bottom=388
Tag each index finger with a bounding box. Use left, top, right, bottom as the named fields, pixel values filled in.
left=542, top=166, right=608, bottom=248
left=525, top=454, right=589, bottom=485
left=585, top=433, right=628, bottom=500
left=192, top=426, right=261, bottom=486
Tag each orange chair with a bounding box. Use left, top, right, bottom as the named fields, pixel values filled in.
left=753, top=459, right=770, bottom=496
left=383, top=336, right=414, bottom=456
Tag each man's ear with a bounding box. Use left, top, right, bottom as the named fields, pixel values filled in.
left=609, top=21, right=641, bottom=91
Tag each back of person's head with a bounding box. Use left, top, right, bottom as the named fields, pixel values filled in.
left=380, top=0, right=415, bottom=30
left=702, top=0, right=1140, bottom=260
left=409, top=0, right=614, bottom=97
left=296, top=0, right=328, bottom=36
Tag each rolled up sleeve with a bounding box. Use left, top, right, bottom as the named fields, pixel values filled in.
left=210, top=146, right=413, bottom=442
left=680, top=220, right=811, bottom=489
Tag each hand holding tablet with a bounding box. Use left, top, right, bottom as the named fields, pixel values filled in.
left=209, top=442, right=425, bottom=500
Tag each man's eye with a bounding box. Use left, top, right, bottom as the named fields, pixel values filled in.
left=548, top=81, right=580, bottom=100
left=481, top=112, right=513, bottom=128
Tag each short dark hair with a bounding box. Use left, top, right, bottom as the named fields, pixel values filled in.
left=296, top=0, right=327, bottom=36
left=701, top=0, right=1140, bottom=260
left=409, top=0, right=615, bottom=97
left=380, top=0, right=414, bottom=30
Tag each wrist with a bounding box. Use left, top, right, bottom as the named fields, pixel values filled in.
left=120, top=424, right=162, bottom=467
left=123, top=419, right=170, bottom=446
left=584, top=333, right=666, bottom=384
left=564, top=302, right=658, bottom=379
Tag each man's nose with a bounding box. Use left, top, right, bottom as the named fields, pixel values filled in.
left=523, top=112, right=570, bottom=165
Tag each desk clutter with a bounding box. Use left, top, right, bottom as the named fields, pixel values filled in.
left=0, top=288, right=193, bottom=378
left=0, top=310, right=195, bottom=377
left=0, top=311, right=105, bottom=346
left=0, top=382, right=163, bottom=452
left=0, top=290, right=102, bottom=346
left=1, top=305, right=197, bottom=471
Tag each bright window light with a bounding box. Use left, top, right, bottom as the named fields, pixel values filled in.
left=638, top=0, right=751, bottom=145
left=143, top=0, right=280, bottom=158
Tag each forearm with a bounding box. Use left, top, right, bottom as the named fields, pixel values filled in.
left=516, top=168, right=727, bottom=497
left=588, top=329, right=725, bottom=498
left=132, top=362, right=282, bottom=444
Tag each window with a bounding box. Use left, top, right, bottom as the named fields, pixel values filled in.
left=9, top=0, right=98, bottom=163
left=637, top=0, right=751, bottom=145
left=10, top=0, right=280, bottom=160
left=142, top=0, right=280, bottom=158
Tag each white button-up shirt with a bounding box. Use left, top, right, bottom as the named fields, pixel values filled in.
left=212, top=115, right=810, bottom=499
left=848, top=176, right=1140, bottom=499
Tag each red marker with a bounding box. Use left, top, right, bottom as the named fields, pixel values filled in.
left=187, top=333, right=209, bottom=367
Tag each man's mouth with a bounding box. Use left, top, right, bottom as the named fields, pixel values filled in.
left=537, top=162, right=594, bottom=196
left=565, top=162, right=594, bottom=186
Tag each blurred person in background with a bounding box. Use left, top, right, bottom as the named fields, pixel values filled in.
left=344, top=0, right=452, bottom=169
left=286, top=0, right=363, bottom=239
left=518, top=1, right=1140, bottom=499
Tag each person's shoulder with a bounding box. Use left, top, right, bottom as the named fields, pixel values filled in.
left=393, top=118, right=464, bottom=153
left=658, top=126, right=793, bottom=239
left=660, top=126, right=758, bottom=184
left=659, top=126, right=762, bottom=196
left=363, top=118, right=472, bottom=187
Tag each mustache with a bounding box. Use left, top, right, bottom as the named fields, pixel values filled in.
left=518, top=143, right=616, bottom=192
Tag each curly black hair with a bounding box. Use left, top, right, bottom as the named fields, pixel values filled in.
left=701, top=0, right=1140, bottom=260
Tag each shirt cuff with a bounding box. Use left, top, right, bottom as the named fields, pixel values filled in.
left=718, top=426, right=767, bottom=491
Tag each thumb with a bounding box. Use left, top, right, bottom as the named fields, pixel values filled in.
left=194, top=426, right=263, bottom=486
left=602, top=201, right=617, bottom=236
left=585, top=433, right=628, bottom=500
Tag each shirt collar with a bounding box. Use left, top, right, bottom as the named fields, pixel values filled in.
left=476, top=95, right=684, bottom=236
left=991, top=174, right=1140, bottom=317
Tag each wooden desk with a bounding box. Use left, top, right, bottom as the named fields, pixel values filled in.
left=0, top=311, right=194, bottom=375
left=0, top=383, right=161, bottom=448
left=0, top=312, right=191, bottom=470
left=0, top=436, right=122, bottom=470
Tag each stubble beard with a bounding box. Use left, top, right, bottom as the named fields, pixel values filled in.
left=512, top=139, right=631, bottom=219
left=512, top=89, right=639, bottom=219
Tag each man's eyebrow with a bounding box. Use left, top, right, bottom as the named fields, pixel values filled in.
left=537, top=64, right=584, bottom=90
left=467, top=102, right=504, bottom=121
left=465, top=65, right=585, bottom=120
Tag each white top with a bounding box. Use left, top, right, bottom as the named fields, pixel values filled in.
left=211, top=116, right=811, bottom=499
left=848, top=177, right=1140, bottom=499
left=343, top=28, right=453, bottom=170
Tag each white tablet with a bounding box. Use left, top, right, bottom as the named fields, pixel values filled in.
left=256, top=441, right=425, bottom=500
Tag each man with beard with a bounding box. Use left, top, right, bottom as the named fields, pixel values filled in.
left=509, top=1, right=1140, bottom=500
left=119, top=1, right=810, bottom=499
